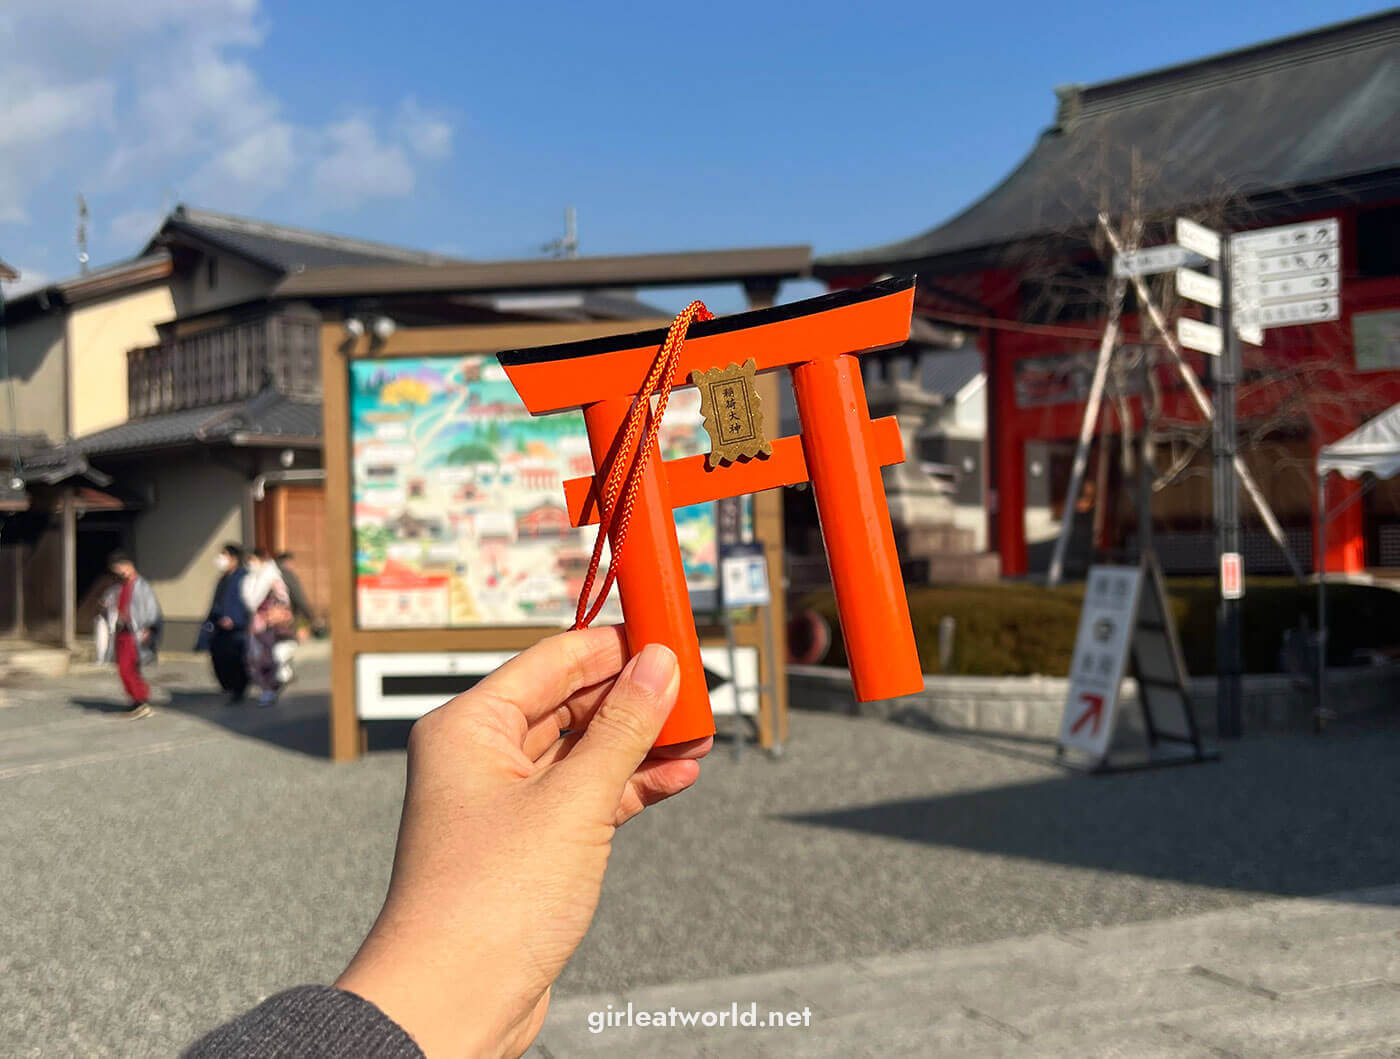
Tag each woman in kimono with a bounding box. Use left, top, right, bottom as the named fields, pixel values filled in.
left=240, top=549, right=295, bottom=707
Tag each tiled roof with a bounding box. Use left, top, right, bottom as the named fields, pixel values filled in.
left=152, top=205, right=462, bottom=272
left=819, top=11, right=1400, bottom=272
left=919, top=349, right=984, bottom=399
left=71, top=391, right=321, bottom=458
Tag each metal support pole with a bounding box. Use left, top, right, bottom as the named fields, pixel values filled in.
left=723, top=607, right=744, bottom=761
left=1212, top=247, right=1243, bottom=739
left=1137, top=353, right=1153, bottom=561
left=1316, top=470, right=1328, bottom=720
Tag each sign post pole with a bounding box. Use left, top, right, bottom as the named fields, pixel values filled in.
left=1212, top=242, right=1244, bottom=739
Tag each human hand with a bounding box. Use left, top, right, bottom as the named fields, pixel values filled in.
left=217, top=618, right=234, bottom=630
left=335, top=627, right=710, bottom=1057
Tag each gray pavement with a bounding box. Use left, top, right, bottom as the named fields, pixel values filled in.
left=535, top=885, right=1400, bottom=1057
left=2, top=654, right=1400, bottom=1055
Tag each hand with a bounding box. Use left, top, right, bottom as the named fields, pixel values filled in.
left=217, top=618, right=234, bottom=630
left=335, top=627, right=710, bottom=1057
left=296, top=626, right=309, bottom=643
left=139, top=629, right=151, bottom=645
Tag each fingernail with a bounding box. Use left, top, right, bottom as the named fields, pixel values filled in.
left=631, top=644, right=677, bottom=694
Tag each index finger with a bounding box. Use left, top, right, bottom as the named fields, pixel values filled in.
left=466, top=625, right=629, bottom=725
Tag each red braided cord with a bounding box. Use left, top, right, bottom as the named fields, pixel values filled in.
left=573, top=301, right=713, bottom=629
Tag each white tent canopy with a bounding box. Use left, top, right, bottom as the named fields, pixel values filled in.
left=1317, top=402, right=1400, bottom=480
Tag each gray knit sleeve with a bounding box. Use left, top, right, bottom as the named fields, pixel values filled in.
left=184, top=985, right=423, bottom=1058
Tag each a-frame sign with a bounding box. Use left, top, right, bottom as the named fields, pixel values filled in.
left=1058, top=553, right=1217, bottom=772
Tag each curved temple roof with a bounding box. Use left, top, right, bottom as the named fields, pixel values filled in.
left=819, top=11, right=1400, bottom=276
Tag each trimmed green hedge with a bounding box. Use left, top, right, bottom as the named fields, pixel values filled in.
left=798, top=579, right=1400, bottom=677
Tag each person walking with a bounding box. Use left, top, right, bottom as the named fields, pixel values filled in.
left=276, top=552, right=319, bottom=635
left=241, top=549, right=295, bottom=707
left=197, top=543, right=251, bottom=704
left=95, top=551, right=163, bottom=718
left=273, top=551, right=319, bottom=686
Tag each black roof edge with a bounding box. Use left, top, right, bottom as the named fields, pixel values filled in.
left=496, top=275, right=915, bottom=367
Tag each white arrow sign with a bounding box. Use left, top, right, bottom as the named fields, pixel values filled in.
left=1175, top=267, right=1221, bottom=308
left=1176, top=218, right=1221, bottom=262
left=1177, top=317, right=1222, bottom=356
left=1229, top=217, right=1341, bottom=331
left=1113, top=244, right=1208, bottom=278
left=1231, top=218, right=1339, bottom=256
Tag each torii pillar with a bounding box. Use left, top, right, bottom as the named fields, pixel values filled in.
left=498, top=277, right=926, bottom=747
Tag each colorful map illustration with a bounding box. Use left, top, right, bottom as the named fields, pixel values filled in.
left=350, top=355, right=731, bottom=628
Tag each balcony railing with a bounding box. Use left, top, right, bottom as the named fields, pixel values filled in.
left=127, top=308, right=321, bottom=418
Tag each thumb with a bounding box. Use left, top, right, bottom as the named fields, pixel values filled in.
left=562, top=643, right=680, bottom=807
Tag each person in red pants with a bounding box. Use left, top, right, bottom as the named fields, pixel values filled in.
left=96, top=551, right=164, bottom=718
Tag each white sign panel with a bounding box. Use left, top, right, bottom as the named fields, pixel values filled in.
left=1177, top=317, right=1223, bottom=356
left=1060, top=565, right=1144, bottom=761
left=720, top=546, right=771, bottom=608
left=1113, top=244, right=1207, bottom=278
left=1175, top=267, right=1221, bottom=308
left=1236, top=323, right=1264, bottom=346
left=1231, top=218, right=1339, bottom=256
left=1230, top=218, right=1341, bottom=330
left=1176, top=217, right=1221, bottom=261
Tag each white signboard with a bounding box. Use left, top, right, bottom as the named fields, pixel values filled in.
left=1230, top=218, right=1340, bottom=330
left=1113, top=244, right=1208, bottom=278
left=1175, top=267, right=1221, bottom=309
left=1177, top=317, right=1223, bottom=356
left=720, top=545, right=771, bottom=608
left=1236, top=323, right=1264, bottom=346
left=1060, top=565, right=1144, bottom=761
left=1176, top=217, right=1221, bottom=262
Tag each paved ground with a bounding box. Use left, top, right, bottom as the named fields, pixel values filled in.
left=535, top=886, right=1400, bottom=1057
left=2, top=654, right=1399, bottom=1055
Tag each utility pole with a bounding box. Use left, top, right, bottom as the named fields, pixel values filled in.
left=76, top=194, right=90, bottom=274
left=1210, top=243, right=1243, bottom=739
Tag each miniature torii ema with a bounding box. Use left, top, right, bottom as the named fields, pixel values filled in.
left=498, top=277, right=926, bottom=747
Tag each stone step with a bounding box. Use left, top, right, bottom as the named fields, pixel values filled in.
left=0, top=646, right=71, bottom=684
left=894, top=524, right=977, bottom=557
left=901, top=551, right=1001, bottom=584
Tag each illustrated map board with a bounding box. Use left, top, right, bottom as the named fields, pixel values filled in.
left=1058, top=555, right=1212, bottom=772
left=350, top=354, right=747, bottom=627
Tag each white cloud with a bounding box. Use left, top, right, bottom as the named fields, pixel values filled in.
left=398, top=98, right=454, bottom=160
left=0, top=0, right=455, bottom=268
left=311, top=118, right=417, bottom=209
left=2, top=266, right=51, bottom=298
left=108, top=208, right=165, bottom=249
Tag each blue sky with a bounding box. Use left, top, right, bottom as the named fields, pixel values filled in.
left=1, top=1, right=1391, bottom=311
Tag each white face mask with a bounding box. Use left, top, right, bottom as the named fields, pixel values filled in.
left=215, top=554, right=233, bottom=573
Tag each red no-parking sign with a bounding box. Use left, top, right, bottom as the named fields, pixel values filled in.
left=1221, top=552, right=1244, bottom=600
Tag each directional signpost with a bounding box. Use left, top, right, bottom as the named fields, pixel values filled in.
left=1113, top=244, right=1207, bottom=278
left=1230, top=218, right=1340, bottom=331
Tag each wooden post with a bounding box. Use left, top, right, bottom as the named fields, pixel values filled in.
left=61, top=490, right=76, bottom=650
left=321, top=328, right=361, bottom=762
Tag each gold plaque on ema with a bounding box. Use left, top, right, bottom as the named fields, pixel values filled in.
left=690, top=357, right=772, bottom=468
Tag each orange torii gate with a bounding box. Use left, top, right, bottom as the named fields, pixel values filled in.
left=497, top=277, right=925, bottom=747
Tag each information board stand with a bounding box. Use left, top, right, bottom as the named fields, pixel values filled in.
left=321, top=320, right=788, bottom=761
left=1057, top=553, right=1217, bottom=773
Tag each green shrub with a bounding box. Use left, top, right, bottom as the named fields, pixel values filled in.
left=798, top=578, right=1400, bottom=677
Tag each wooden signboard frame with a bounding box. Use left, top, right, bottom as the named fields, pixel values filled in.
left=321, top=320, right=789, bottom=761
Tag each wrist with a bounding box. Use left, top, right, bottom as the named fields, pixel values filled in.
left=336, top=919, right=523, bottom=1057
